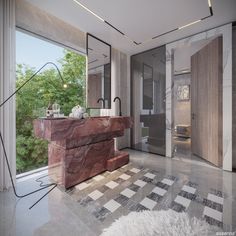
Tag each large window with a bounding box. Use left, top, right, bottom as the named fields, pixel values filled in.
left=16, top=30, right=86, bottom=174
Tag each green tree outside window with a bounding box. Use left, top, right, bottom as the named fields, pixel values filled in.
left=16, top=50, right=86, bottom=174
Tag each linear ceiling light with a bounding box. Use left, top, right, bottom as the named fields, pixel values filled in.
left=178, top=19, right=202, bottom=30
left=73, top=0, right=213, bottom=46
left=73, top=0, right=105, bottom=22
left=72, top=0, right=142, bottom=45
left=208, top=0, right=212, bottom=7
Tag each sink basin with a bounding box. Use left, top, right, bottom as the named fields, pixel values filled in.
left=89, top=116, right=110, bottom=118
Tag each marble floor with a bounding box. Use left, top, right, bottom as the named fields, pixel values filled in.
left=0, top=149, right=236, bottom=236
left=172, top=137, right=218, bottom=169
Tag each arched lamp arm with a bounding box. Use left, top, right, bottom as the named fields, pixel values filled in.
left=0, top=62, right=66, bottom=108
left=0, top=61, right=66, bottom=209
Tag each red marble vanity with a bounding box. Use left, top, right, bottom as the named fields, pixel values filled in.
left=33, top=116, right=133, bottom=188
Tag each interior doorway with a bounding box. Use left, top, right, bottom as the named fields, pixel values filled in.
left=172, top=36, right=223, bottom=167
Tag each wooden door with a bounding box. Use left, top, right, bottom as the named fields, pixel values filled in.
left=191, top=37, right=223, bottom=167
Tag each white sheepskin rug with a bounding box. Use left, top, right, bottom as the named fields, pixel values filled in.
left=100, top=209, right=221, bottom=236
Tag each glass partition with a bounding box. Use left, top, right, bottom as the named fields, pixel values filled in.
left=131, top=45, right=166, bottom=156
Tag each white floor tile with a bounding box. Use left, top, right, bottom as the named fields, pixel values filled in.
left=105, top=181, right=118, bottom=189
left=161, top=178, right=174, bottom=186
left=134, top=180, right=146, bottom=187
left=207, top=193, right=224, bottom=205
left=140, top=197, right=156, bottom=210
left=144, top=173, right=155, bottom=179
left=182, top=185, right=196, bottom=194
left=93, top=175, right=105, bottom=181
left=152, top=187, right=167, bottom=196
left=203, top=206, right=223, bottom=222
left=119, top=173, right=130, bottom=180
left=104, top=200, right=121, bottom=213
left=75, top=182, right=90, bottom=191
left=174, top=195, right=191, bottom=208
left=88, top=190, right=103, bottom=200
left=130, top=168, right=140, bottom=173
left=121, top=188, right=135, bottom=198
left=121, top=164, right=128, bottom=169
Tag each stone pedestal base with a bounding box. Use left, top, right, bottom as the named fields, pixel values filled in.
left=34, top=116, right=133, bottom=189
left=106, top=151, right=129, bottom=171
left=48, top=139, right=114, bottom=188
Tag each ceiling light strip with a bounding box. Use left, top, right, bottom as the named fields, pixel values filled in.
left=73, top=0, right=105, bottom=22
left=178, top=19, right=202, bottom=30
left=73, top=0, right=138, bottom=43
left=73, top=0, right=213, bottom=46
left=208, top=0, right=212, bottom=7
left=152, top=28, right=179, bottom=40
left=208, top=0, right=213, bottom=16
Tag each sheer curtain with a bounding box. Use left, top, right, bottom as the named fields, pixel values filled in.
left=0, top=0, right=16, bottom=191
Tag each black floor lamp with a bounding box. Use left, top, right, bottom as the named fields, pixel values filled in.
left=0, top=62, right=67, bottom=209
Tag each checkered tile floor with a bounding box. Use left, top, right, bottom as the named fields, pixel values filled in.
left=66, top=163, right=226, bottom=228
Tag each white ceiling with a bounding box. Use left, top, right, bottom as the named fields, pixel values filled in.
left=27, top=0, right=236, bottom=55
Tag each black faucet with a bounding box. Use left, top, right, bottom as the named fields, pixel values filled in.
left=113, top=96, right=122, bottom=116
left=97, top=97, right=105, bottom=108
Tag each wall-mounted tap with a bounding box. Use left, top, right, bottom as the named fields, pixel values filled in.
left=97, top=98, right=105, bottom=109
left=113, top=96, right=122, bottom=116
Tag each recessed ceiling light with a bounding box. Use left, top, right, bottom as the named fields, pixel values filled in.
left=178, top=19, right=202, bottom=30
left=73, top=0, right=105, bottom=22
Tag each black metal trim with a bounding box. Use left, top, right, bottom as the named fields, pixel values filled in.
left=88, top=59, right=98, bottom=64
left=104, top=20, right=125, bottom=35
left=150, top=2, right=214, bottom=41
left=109, top=0, right=213, bottom=45
left=209, top=6, right=213, bottom=16
left=79, top=1, right=214, bottom=46
left=88, top=62, right=110, bottom=71
left=86, top=33, right=112, bottom=109
left=131, top=21, right=232, bottom=58
left=201, top=15, right=212, bottom=21
left=87, top=33, right=112, bottom=49
left=133, top=41, right=141, bottom=45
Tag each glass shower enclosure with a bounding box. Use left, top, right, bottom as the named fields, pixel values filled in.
left=131, top=45, right=166, bottom=156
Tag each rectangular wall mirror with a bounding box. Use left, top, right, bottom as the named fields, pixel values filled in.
left=86, top=33, right=111, bottom=109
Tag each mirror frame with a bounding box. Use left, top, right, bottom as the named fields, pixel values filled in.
left=86, top=33, right=112, bottom=109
